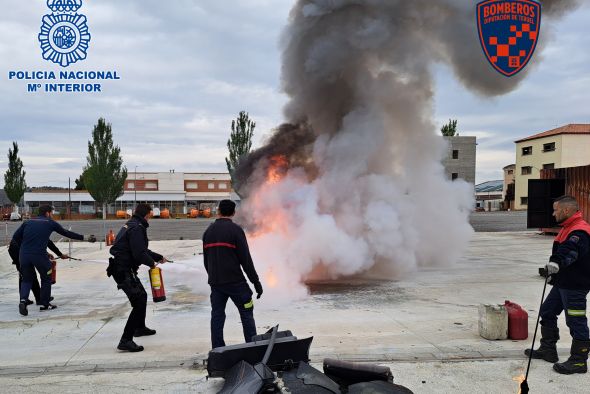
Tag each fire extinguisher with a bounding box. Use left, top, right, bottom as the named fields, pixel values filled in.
left=106, top=229, right=115, bottom=246
left=50, top=258, right=57, bottom=284
left=149, top=266, right=166, bottom=302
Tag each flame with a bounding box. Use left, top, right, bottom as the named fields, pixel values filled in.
left=267, top=155, right=289, bottom=184
left=513, top=374, right=526, bottom=394
left=246, top=155, right=292, bottom=239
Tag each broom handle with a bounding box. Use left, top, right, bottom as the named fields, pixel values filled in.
left=524, top=274, right=549, bottom=380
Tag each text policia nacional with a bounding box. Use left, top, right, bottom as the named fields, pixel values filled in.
left=8, top=70, right=120, bottom=93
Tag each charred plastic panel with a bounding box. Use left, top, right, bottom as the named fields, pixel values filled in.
left=527, top=179, right=565, bottom=228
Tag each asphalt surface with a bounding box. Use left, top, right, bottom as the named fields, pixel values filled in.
left=0, top=211, right=528, bottom=246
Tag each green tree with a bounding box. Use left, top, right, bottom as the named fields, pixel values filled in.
left=441, top=119, right=458, bottom=136
left=3, top=142, right=27, bottom=212
left=225, top=111, right=255, bottom=196
left=83, top=118, right=127, bottom=219
left=74, top=170, right=87, bottom=190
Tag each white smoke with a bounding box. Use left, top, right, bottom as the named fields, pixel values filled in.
left=236, top=0, right=579, bottom=301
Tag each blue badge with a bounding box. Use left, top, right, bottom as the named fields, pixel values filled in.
left=38, top=0, right=91, bottom=67
left=476, top=0, right=541, bottom=77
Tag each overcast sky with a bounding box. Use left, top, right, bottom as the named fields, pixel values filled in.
left=0, top=0, right=588, bottom=187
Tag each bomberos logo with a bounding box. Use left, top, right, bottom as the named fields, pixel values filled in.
left=477, top=0, right=541, bottom=77
left=38, top=0, right=91, bottom=67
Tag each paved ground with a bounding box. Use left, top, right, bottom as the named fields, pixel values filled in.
left=0, top=211, right=527, bottom=246
left=1, top=231, right=588, bottom=393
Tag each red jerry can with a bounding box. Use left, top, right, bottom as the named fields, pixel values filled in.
left=50, top=259, right=57, bottom=284
left=149, top=266, right=166, bottom=302
left=505, top=300, right=528, bottom=340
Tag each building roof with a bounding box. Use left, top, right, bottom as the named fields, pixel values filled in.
left=475, top=180, right=503, bottom=193
left=502, top=164, right=515, bottom=170
left=515, top=124, right=590, bottom=143
left=0, top=189, right=12, bottom=206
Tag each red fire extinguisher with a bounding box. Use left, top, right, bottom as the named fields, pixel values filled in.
left=50, top=258, right=57, bottom=284
left=149, top=266, right=166, bottom=302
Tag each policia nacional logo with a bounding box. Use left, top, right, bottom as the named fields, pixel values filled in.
left=477, top=0, right=541, bottom=77
left=38, top=0, right=91, bottom=67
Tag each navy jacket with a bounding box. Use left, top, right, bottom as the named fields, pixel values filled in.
left=109, top=215, right=162, bottom=271
left=202, top=217, right=259, bottom=286
left=9, top=239, right=63, bottom=266
left=11, top=216, right=83, bottom=256
left=549, top=212, right=590, bottom=290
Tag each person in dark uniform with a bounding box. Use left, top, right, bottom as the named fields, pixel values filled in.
left=108, top=203, right=168, bottom=352
left=525, top=195, right=590, bottom=374
left=202, top=199, right=263, bottom=349
left=12, top=204, right=96, bottom=316
left=9, top=237, right=69, bottom=306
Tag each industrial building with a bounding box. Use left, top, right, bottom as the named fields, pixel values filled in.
left=442, top=136, right=476, bottom=185
left=22, top=171, right=235, bottom=219
left=514, top=124, right=590, bottom=210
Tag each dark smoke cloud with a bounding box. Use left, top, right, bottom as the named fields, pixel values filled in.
left=238, top=0, right=580, bottom=296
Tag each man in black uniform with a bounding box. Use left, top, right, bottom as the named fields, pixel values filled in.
left=202, top=199, right=263, bottom=349
left=525, top=196, right=590, bottom=374
left=9, top=237, right=69, bottom=306
left=12, top=204, right=96, bottom=316
left=108, top=203, right=168, bottom=352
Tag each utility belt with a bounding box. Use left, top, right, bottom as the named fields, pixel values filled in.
left=107, top=257, right=138, bottom=280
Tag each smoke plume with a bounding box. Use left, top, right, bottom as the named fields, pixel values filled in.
left=235, top=0, right=579, bottom=300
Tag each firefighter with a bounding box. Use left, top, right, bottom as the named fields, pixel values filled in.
left=202, top=199, right=263, bottom=349
left=108, top=203, right=168, bottom=352
left=9, top=237, right=69, bottom=306
left=12, top=204, right=96, bottom=316
left=525, top=195, right=590, bottom=374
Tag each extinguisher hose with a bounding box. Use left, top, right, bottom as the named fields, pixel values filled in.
left=524, top=273, right=549, bottom=382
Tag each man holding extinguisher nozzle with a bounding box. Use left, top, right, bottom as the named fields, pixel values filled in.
left=525, top=195, right=590, bottom=375
left=108, top=203, right=169, bottom=353
left=12, top=204, right=97, bottom=316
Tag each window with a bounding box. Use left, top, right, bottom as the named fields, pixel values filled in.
left=522, top=146, right=532, bottom=155
left=451, top=173, right=458, bottom=181
left=543, top=142, right=556, bottom=152
left=543, top=163, right=555, bottom=170
left=521, top=166, right=532, bottom=175
left=219, top=182, right=227, bottom=189
left=507, top=170, right=513, bottom=175
left=145, top=182, right=157, bottom=189
left=127, top=182, right=134, bottom=189
left=521, top=197, right=528, bottom=205
left=186, top=181, right=198, bottom=189
left=452, top=150, right=459, bottom=159
left=208, top=182, right=215, bottom=189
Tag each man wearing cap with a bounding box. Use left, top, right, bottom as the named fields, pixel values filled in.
left=12, top=204, right=96, bottom=316
left=202, top=199, right=263, bottom=348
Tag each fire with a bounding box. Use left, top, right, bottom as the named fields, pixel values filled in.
left=513, top=374, right=526, bottom=394
left=246, top=154, right=292, bottom=239
left=267, top=155, right=289, bottom=184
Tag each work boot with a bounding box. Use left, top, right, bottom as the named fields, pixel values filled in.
left=39, top=303, right=57, bottom=311
left=117, top=339, right=144, bottom=352
left=524, top=326, right=559, bottom=363
left=36, top=296, right=54, bottom=306
left=19, top=301, right=28, bottom=316
left=25, top=299, right=34, bottom=306
left=553, top=339, right=590, bottom=374
left=134, top=327, right=156, bottom=337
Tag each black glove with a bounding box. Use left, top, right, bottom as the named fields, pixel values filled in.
left=254, top=281, right=263, bottom=299
left=85, top=234, right=97, bottom=243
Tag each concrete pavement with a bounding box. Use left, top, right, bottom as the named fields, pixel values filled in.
left=1, top=232, right=589, bottom=393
